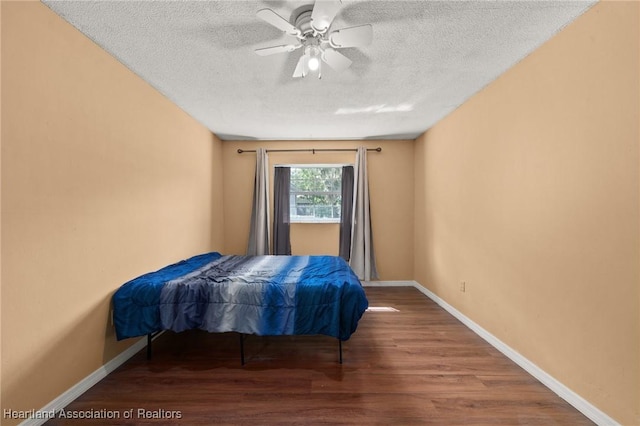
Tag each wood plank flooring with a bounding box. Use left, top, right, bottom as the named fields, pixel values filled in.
left=46, top=287, right=593, bottom=425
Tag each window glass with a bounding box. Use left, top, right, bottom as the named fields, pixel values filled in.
left=289, top=166, right=342, bottom=223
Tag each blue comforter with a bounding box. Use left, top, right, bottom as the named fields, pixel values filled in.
left=113, top=253, right=368, bottom=341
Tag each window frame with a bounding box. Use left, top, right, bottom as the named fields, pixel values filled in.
left=277, top=164, right=351, bottom=224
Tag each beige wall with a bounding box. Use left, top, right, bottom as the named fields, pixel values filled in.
left=0, top=0, right=4, bottom=412
left=1, top=2, right=224, bottom=422
left=413, top=2, right=639, bottom=424
left=222, top=140, right=414, bottom=280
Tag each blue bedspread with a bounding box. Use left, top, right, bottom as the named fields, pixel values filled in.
left=113, top=253, right=368, bottom=341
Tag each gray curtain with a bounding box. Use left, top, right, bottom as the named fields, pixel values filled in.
left=349, top=147, right=378, bottom=280
left=273, top=166, right=291, bottom=255
left=339, top=165, right=354, bottom=260
left=247, top=148, right=270, bottom=255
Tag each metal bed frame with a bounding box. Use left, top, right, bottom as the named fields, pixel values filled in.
left=146, top=332, right=344, bottom=365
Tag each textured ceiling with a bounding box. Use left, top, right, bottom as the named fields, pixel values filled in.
left=42, top=0, right=595, bottom=141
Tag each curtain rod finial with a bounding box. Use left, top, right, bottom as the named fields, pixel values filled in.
left=237, top=149, right=244, bottom=154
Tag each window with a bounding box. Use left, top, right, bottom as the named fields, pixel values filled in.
left=288, top=165, right=343, bottom=223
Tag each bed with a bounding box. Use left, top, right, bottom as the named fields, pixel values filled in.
left=112, top=252, right=369, bottom=363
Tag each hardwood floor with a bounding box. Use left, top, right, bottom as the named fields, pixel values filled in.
left=46, top=287, right=593, bottom=425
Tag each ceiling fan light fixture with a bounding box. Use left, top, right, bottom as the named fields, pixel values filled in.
left=308, top=56, right=320, bottom=71
left=307, top=47, right=321, bottom=71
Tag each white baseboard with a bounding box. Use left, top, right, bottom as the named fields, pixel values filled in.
left=362, top=280, right=415, bottom=287
left=387, top=280, right=618, bottom=426
left=19, top=333, right=162, bottom=426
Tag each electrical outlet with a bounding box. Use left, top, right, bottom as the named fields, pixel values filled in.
left=460, top=281, right=466, bottom=292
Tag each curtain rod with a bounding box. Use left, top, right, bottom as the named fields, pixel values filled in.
left=237, top=147, right=382, bottom=154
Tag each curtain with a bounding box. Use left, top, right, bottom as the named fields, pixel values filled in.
left=349, top=147, right=378, bottom=280
left=273, top=166, right=292, bottom=255
left=247, top=148, right=270, bottom=255
left=339, top=165, right=354, bottom=260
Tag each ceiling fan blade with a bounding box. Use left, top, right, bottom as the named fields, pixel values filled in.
left=311, top=0, right=342, bottom=33
left=321, top=48, right=352, bottom=72
left=256, top=9, right=300, bottom=37
left=292, top=54, right=308, bottom=78
left=255, top=44, right=301, bottom=56
left=329, top=24, right=373, bottom=48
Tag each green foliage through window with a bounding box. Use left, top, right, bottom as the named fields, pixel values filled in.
left=289, top=166, right=342, bottom=222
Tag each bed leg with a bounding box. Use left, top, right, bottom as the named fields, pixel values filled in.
left=147, top=333, right=152, bottom=360
left=239, top=333, right=245, bottom=366
left=339, top=339, right=343, bottom=364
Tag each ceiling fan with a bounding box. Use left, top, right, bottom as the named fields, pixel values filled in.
left=254, top=0, right=373, bottom=78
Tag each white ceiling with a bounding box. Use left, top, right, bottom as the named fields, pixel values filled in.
left=42, top=0, right=595, bottom=141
